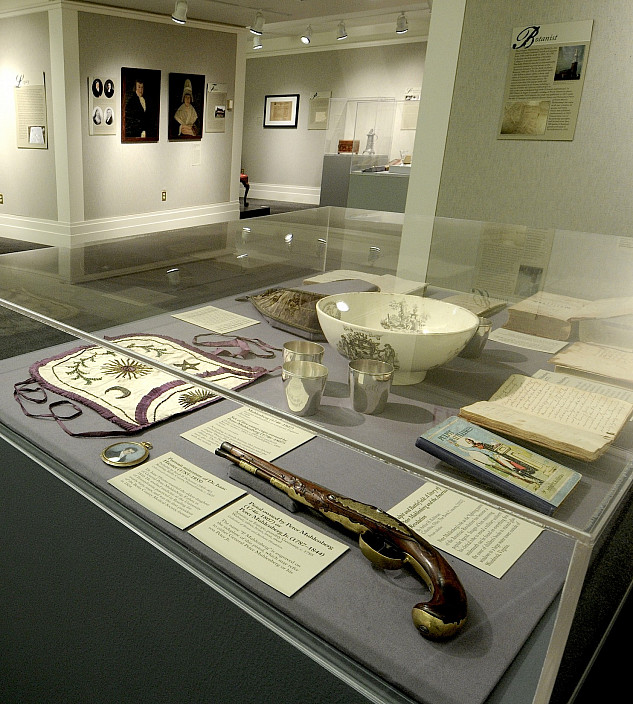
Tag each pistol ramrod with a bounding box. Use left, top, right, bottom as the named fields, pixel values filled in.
left=215, top=442, right=467, bottom=640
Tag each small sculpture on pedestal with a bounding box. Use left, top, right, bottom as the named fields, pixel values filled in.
left=363, top=128, right=377, bottom=155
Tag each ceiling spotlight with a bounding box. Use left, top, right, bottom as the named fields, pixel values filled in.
left=336, top=21, right=347, bottom=41
left=396, top=12, right=408, bottom=34
left=171, top=0, right=187, bottom=25
left=250, top=10, right=264, bottom=35
left=300, top=25, right=312, bottom=45
left=253, top=34, right=263, bottom=50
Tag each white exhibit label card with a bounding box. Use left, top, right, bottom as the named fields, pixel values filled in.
left=189, top=496, right=348, bottom=596
left=108, top=452, right=245, bottom=530
left=182, top=406, right=315, bottom=461
left=489, top=327, right=568, bottom=353
left=390, top=483, right=542, bottom=578
left=172, top=305, right=259, bottom=333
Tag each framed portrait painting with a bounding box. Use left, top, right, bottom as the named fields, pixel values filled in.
left=168, top=72, right=205, bottom=141
left=121, top=67, right=161, bottom=143
left=263, top=94, right=300, bottom=128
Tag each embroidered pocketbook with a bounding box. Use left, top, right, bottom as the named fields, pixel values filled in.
left=243, top=281, right=380, bottom=341
left=244, top=288, right=326, bottom=341
left=14, top=333, right=270, bottom=437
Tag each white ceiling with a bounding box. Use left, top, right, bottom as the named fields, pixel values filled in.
left=1, top=1, right=431, bottom=50
left=86, top=1, right=430, bottom=32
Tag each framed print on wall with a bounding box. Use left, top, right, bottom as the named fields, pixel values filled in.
left=121, top=67, right=161, bottom=143
left=308, top=91, right=331, bottom=130
left=205, top=83, right=228, bottom=133
left=89, top=75, right=116, bottom=136
left=168, top=72, right=204, bottom=141
left=263, top=94, right=300, bottom=128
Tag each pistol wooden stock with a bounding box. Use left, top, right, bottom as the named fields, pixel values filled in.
left=216, top=442, right=467, bottom=640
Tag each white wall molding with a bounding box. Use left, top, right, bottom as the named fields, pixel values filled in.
left=247, top=182, right=321, bottom=205
left=0, top=202, right=240, bottom=248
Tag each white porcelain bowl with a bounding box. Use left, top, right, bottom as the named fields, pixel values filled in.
left=316, top=292, right=479, bottom=385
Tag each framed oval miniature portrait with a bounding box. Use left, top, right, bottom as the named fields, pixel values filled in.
left=101, top=441, right=152, bottom=468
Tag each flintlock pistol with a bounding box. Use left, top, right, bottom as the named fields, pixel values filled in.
left=215, top=442, right=467, bottom=640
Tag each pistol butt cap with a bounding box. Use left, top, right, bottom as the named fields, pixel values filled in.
left=412, top=604, right=467, bottom=640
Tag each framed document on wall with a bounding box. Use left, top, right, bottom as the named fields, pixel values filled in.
left=263, top=94, right=299, bottom=128
left=308, top=91, right=331, bottom=130
left=15, top=83, right=48, bottom=149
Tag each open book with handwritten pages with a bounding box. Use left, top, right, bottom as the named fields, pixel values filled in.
left=459, top=374, right=633, bottom=461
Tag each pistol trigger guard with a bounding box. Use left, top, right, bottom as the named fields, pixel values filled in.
left=359, top=531, right=406, bottom=570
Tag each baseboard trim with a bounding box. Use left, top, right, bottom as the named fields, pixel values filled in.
left=246, top=182, right=321, bottom=205
left=0, top=202, right=240, bottom=247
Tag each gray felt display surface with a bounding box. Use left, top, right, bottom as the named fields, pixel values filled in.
left=0, top=283, right=597, bottom=704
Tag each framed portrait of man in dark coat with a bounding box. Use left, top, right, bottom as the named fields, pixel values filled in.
left=121, top=67, right=161, bottom=143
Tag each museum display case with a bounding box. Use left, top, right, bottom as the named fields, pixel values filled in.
left=1, top=206, right=632, bottom=704
left=323, top=98, right=396, bottom=160
left=319, top=99, right=412, bottom=211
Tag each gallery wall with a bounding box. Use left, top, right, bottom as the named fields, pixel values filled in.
left=0, top=12, right=57, bottom=221
left=436, top=0, right=633, bottom=237
left=78, top=12, right=237, bottom=221
left=242, top=43, right=426, bottom=200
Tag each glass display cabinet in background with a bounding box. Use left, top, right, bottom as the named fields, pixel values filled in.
left=1, top=207, right=631, bottom=704
left=320, top=99, right=407, bottom=210
left=323, top=97, right=396, bottom=160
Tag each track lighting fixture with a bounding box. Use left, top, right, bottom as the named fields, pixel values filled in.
left=171, top=0, right=187, bottom=25
left=300, top=25, right=312, bottom=45
left=253, top=34, right=263, bottom=50
left=250, top=10, right=264, bottom=35
left=336, top=21, right=348, bottom=41
left=396, top=12, right=408, bottom=34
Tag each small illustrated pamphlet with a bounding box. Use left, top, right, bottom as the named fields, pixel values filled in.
left=416, top=416, right=581, bottom=514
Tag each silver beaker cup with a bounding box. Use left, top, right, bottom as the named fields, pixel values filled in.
left=282, top=340, right=325, bottom=364
left=459, top=317, right=493, bottom=359
left=349, top=359, right=394, bottom=415
left=282, top=360, right=328, bottom=416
